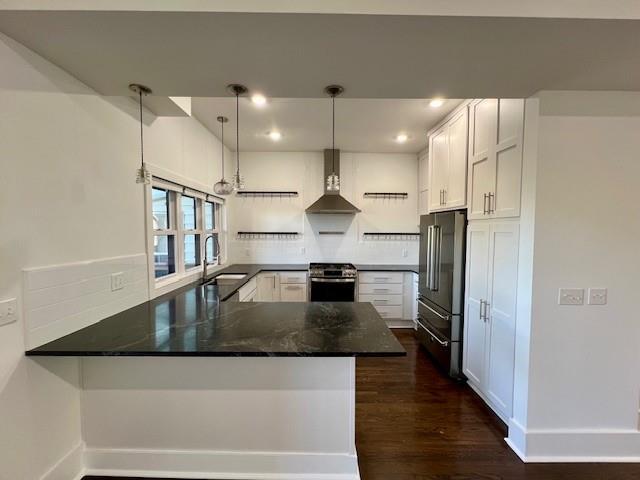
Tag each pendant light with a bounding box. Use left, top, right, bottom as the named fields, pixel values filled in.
left=213, top=116, right=234, bottom=195
left=325, top=85, right=344, bottom=192
left=227, top=84, right=248, bottom=191
left=129, top=83, right=152, bottom=185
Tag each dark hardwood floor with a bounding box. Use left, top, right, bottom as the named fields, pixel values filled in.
left=85, top=330, right=640, bottom=480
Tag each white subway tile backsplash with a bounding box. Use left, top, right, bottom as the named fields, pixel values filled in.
left=23, top=254, right=148, bottom=349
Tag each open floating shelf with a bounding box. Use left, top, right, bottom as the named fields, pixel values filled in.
left=363, top=232, right=420, bottom=240
left=236, top=191, right=298, bottom=198
left=363, top=192, right=408, bottom=199
left=236, top=231, right=300, bottom=240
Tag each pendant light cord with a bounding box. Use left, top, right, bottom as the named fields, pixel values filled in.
left=236, top=92, right=240, bottom=175
left=331, top=94, right=335, bottom=174
left=221, top=120, right=225, bottom=178
left=138, top=90, right=144, bottom=168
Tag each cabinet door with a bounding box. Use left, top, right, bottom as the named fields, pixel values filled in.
left=444, top=108, right=468, bottom=208
left=280, top=283, right=306, bottom=302
left=419, top=190, right=429, bottom=216
left=428, top=127, right=449, bottom=211
left=485, top=221, right=519, bottom=417
left=418, top=149, right=429, bottom=193
left=463, top=222, right=491, bottom=387
left=468, top=99, right=498, bottom=220
left=256, top=273, right=278, bottom=302
left=493, top=99, right=524, bottom=218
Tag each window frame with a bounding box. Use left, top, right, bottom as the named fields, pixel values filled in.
left=147, top=177, right=225, bottom=293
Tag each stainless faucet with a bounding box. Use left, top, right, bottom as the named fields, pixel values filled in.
left=202, top=233, right=220, bottom=283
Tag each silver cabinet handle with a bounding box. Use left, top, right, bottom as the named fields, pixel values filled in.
left=488, top=192, right=495, bottom=214
left=443, top=189, right=447, bottom=205
left=418, top=298, right=450, bottom=320
left=285, top=285, right=302, bottom=290
left=373, top=299, right=388, bottom=304
left=483, top=193, right=489, bottom=215
left=417, top=318, right=449, bottom=347
left=485, top=301, right=491, bottom=321
left=373, top=288, right=390, bottom=293
left=373, top=277, right=390, bottom=282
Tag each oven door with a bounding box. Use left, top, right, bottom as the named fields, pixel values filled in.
left=309, top=278, right=356, bottom=302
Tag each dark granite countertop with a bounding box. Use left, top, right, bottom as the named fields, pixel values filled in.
left=355, top=264, right=419, bottom=274
left=26, top=277, right=405, bottom=357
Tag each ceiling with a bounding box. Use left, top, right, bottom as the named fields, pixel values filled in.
left=0, top=11, right=639, bottom=98
left=192, top=97, right=461, bottom=153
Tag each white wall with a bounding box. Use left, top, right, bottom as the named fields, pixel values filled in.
left=0, top=33, right=227, bottom=480
left=227, top=151, right=420, bottom=264
left=509, top=91, right=640, bottom=460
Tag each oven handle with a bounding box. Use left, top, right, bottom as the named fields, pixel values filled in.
left=310, top=277, right=356, bottom=283
left=417, top=318, right=449, bottom=347
left=418, top=298, right=450, bottom=321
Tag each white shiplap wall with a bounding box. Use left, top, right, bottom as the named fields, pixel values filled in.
left=226, top=151, right=420, bottom=264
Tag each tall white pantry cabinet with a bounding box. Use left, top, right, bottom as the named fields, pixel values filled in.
left=428, top=99, right=525, bottom=422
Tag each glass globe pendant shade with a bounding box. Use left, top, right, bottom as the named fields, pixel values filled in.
left=135, top=163, right=151, bottom=185
left=326, top=173, right=340, bottom=192
left=214, top=178, right=234, bottom=195
left=232, top=172, right=245, bottom=191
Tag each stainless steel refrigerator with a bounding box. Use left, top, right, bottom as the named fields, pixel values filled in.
left=417, top=210, right=467, bottom=379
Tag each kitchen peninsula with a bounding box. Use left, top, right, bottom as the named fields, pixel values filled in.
left=27, top=264, right=405, bottom=479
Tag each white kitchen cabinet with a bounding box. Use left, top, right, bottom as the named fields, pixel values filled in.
left=468, top=99, right=524, bottom=220
left=428, top=106, right=469, bottom=212
left=359, top=271, right=416, bottom=327
left=238, top=277, right=258, bottom=302
left=418, top=149, right=429, bottom=216
left=463, top=219, right=519, bottom=421
left=256, top=273, right=280, bottom=302
left=280, top=283, right=307, bottom=302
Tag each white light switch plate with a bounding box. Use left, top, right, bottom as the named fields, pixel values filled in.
left=588, top=288, right=607, bottom=305
left=110, top=272, right=124, bottom=291
left=0, top=298, right=18, bottom=326
left=558, top=288, right=584, bottom=305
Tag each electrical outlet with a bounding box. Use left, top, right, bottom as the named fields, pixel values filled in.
left=0, top=298, right=17, bottom=326
left=588, top=288, right=607, bottom=305
left=110, top=272, right=124, bottom=291
left=558, top=288, right=584, bottom=305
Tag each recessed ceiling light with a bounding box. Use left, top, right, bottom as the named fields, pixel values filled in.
left=268, top=131, right=282, bottom=141
left=395, top=133, right=408, bottom=143
left=251, top=93, right=267, bottom=106
left=429, top=98, right=444, bottom=108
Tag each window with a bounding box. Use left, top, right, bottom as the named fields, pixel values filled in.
left=149, top=181, right=224, bottom=286
left=152, top=187, right=176, bottom=278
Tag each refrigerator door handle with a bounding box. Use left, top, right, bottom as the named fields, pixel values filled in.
left=418, top=298, right=450, bottom=321
left=430, top=225, right=441, bottom=291
left=417, top=318, right=449, bottom=347
left=425, top=225, right=433, bottom=290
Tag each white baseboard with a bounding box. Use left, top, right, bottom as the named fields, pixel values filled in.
left=84, top=447, right=360, bottom=480
left=507, top=418, right=640, bottom=462
left=40, top=442, right=84, bottom=480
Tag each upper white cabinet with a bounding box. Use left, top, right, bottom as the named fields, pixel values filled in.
left=418, top=149, right=429, bottom=216
left=468, top=99, right=524, bottom=220
left=428, top=106, right=469, bottom=212
left=463, top=219, right=519, bottom=421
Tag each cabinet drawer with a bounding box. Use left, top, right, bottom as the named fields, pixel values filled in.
left=278, top=271, right=308, bottom=284
left=359, top=283, right=403, bottom=295
left=359, top=294, right=402, bottom=306
left=358, top=272, right=403, bottom=284
left=373, top=305, right=403, bottom=319
left=280, top=283, right=307, bottom=302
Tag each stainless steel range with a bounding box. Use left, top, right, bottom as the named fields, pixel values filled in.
left=308, top=263, right=357, bottom=302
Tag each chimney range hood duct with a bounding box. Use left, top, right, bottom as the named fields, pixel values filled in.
left=305, top=149, right=361, bottom=214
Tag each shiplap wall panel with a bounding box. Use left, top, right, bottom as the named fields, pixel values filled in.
left=23, top=254, right=148, bottom=349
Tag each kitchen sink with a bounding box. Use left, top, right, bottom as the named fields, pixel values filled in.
left=205, top=273, right=247, bottom=286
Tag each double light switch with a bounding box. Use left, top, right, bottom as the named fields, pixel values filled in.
left=558, top=288, right=607, bottom=306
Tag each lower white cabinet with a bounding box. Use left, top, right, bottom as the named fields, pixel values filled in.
left=280, top=283, right=307, bottom=302
left=358, top=271, right=417, bottom=327
left=256, top=273, right=280, bottom=302
left=463, top=219, right=519, bottom=421
left=238, top=277, right=258, bottom=302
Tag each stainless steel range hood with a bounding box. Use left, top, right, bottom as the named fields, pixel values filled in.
left=306, top=149, right=361, bottom=214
